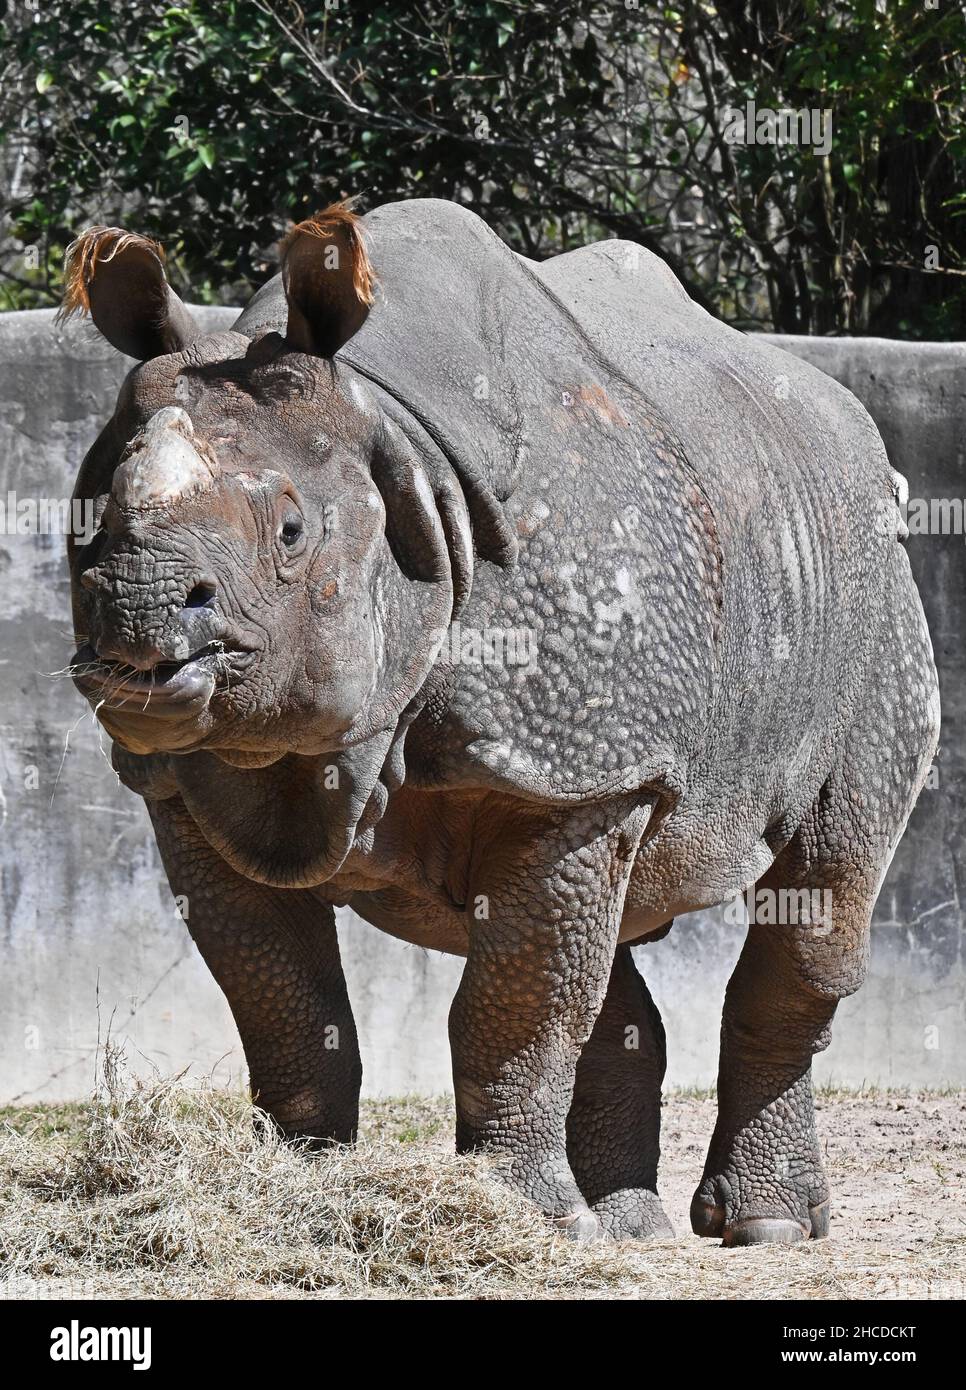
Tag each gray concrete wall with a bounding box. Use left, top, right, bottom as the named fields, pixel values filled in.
left=0, top=311, right=962, bottom=1101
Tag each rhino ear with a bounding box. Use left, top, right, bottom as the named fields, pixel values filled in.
left=280, top=200, right=375, bottom=357
left=58, top=227, right=199, bottom=361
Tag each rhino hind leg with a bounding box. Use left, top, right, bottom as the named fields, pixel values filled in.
left=692, top=581, right=939, bottom=1246
left=149, top=796, right=363, bottom=1147
left=566, top=945, right=673, bottom=1239
left=689, top=880, right=843, bottom=1247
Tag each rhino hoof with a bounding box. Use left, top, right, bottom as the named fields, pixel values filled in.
left=690, top=1195, right=829, bottom=1245
left=723, top=1218, right=809, bottom=1246
left=554, top=1208, right=603, bottom=1242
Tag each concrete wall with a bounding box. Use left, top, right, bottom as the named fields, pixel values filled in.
left=0, top=311, right=962, bottom=1102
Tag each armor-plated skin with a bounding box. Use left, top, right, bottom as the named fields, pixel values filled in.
left=64, top=199, right=939, bottom=1244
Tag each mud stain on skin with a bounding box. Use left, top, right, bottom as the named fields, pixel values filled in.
left=553, top=384, right=632, bottom=432
left=574, top=384, right=631, bottom=428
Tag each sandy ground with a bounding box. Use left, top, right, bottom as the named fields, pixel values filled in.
left=1, top=1088, right=964, bottom=1300
left=651, top=1091, right=966, bottom=1300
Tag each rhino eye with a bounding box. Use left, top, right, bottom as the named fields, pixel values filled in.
left=279, top=516, right=303, bottom=546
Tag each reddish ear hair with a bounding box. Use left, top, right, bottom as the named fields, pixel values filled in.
left=57, top=226, right=198, bottom=360
left=280, top=198, right=375, bottom=356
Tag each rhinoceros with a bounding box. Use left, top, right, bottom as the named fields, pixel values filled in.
left=62, top=197, right=939, bottom=1244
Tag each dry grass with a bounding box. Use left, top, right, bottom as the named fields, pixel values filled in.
left=1, top=1052, right=963, bottom=1301
left=0, top=1050, right=642, bottom=1300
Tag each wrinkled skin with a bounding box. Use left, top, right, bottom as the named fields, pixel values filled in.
left=66, top=199, right=939, bottom=1244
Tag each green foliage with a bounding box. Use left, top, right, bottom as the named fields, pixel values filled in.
left=1, top=0, right=611, bottom=305
left=1, top=0, right=964, bottom=335
left=663, top=0, right=966, bottom=334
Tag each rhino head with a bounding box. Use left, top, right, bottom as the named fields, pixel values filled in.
left=63, top=203, right=485, bottom=778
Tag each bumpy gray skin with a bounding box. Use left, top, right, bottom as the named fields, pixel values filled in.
left=67, top=199, right=940, bottom=1244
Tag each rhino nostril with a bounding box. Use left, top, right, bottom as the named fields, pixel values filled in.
left=184, top=581, right=217, bottom=609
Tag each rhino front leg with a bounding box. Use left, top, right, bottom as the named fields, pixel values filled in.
left=148, top=796, right=362, bottom=1145
left=449, top=799, right=649, bottom=1240
left=566, top=944, right=673, bottom=1238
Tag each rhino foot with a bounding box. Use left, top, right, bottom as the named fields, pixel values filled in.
left=689, top=1067, right=830, bottom=1248
left=591, top=1188, right=675, bottom=1241
left=554, top=1208, right=605, bottom=1242
left=689, top=1135, right=830, bottom=1248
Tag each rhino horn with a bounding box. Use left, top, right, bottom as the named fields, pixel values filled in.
left=111, top=407, right=216, bottom=510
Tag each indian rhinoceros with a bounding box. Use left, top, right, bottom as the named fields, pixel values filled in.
left=62, top=197, right=939, bottom=1244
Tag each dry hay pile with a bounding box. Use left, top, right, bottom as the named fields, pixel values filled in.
left=0, top=1050, right=644, bottom=1300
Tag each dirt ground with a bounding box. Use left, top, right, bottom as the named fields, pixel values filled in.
left=1, top=1081, right=963, bottom=1301
left=653, top=1090, right=966, bottom=1300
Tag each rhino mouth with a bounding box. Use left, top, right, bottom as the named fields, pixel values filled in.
left=71, top=641, right=255, bottom=712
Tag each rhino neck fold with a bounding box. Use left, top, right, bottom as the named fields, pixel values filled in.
left=170, top=723, right=407, bottom=888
